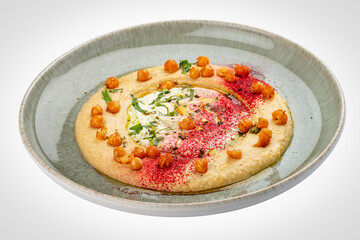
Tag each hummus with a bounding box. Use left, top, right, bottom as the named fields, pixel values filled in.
left=75, top=59, right=293, bottom=192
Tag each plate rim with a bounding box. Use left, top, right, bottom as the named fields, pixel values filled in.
left=19, top=19, right=346, bottom=216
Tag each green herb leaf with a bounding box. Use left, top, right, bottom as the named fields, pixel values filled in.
left=129, top=123, right=143, bottom=134
left=249, top=126, right=261, bottom=134
left=150, top=89, right=170, bottom=105
left=179, top=60, right=196, bottom=74
left=102, top=89, right=112, bottom=103
left=152, top=136, right=164, bottom=146
left=155, top=102, right=170, bottom=115
left=109, top=88, right=123, bottom=93
left=158, top=127, right=173, bottom=131
left=130, top=94, right=150, bottom=114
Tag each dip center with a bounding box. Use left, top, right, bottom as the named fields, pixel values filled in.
left=128, top=87, right=249, bottom=157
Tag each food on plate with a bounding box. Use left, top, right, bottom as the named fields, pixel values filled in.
left=75, top=57, right=293, bottom=192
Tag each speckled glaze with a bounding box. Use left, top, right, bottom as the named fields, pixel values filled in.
left=19, top=20, right=345, bottom=216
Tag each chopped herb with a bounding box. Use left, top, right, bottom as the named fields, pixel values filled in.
left=130, top=94, right=150, bottom=114
left=155, top=102, right=170, bottom=115
left=179, top=60, right=196, bottom=74
left=152, top=136, right=164, bottom=146
left=189, top=88, right=194, bottom=101
left=168, top=111, right=178, bottom=116
left=129, top=123, right=143, bottom=134
left=150, top=89, right=170, bottom=105
left=158, top=127, right=173, bottom=131
left=109, top=88, right=123, bottom=93
left=249, top=126, right=261, bottom=134
left=102, top=89, right=112, bottom=103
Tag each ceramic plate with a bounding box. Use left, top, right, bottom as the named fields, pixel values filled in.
left=19, top=20, right=345, bottom=216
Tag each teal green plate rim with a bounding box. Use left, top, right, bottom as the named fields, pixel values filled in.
left=19, top=20, right=345, bottom=216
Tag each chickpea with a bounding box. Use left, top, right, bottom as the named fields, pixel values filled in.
left=107, top=133, right=122, bottom=147
left=164, top=59, right=179, bottom=73
left=160, top=80, right=175, bottom=90
left=146, top=145, right=161, bottom=158
left=107, top=100, right=121, bottom=113
left=224, top=70, right=236, bottom=82
left=272, top=110, right=288, bottom=125
left=91, top=105, right=103, bottom=116
left=105, top=76, right=119, bottom=89
left=254, top=128, right=273, bottom=148
left=197, top=56, right=209, bottom=67
left=189, top=67, right=201, bottom=79
left=194, top=158, right=208, bottom=173
left=90, top=115, right=105, bottom=128
left=227, top=149, right=242, bottom=159
left=130, top=157, right=143, bottom=171
left=96, top=127, right=107, bottom=140
left=261, top=85, right=275, bottom=99
left=201, top=65, right=214, bottom=77
left=114, top=147, right=129, bottom=163
left=238, top=118, right=253, bottom=133
left=178, top=117, right=197, bottom=130
left=256, top=117, right=269, bottom=129
left=216, top=68, right=227, bottom=77
left=251, top=81, right=264, bottom=94
left=158, top=153, right=174, bottom=168
left=131, top=147, right=146, bottom=159
left=137, top=69, right=152, bottom=82
left=234, top=64, right=250, bottom=77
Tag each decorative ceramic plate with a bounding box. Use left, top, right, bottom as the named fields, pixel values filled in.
left=19, top=20, right=345, bottom=216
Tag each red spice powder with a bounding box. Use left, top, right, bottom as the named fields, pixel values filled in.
left=135, top=72, right=267, bottom=191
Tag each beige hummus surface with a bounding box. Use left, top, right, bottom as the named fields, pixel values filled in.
left=75, top=65, right=293, bottom=192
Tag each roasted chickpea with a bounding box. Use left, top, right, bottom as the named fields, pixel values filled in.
left=107, top=101, right=121, bottom=113
left=178, top=117, right=197, bottom=130
left=189, top=67, right=200, bottom=79
left=91, top=105, right=103, bottom=116
left=130, top=157, right=143, bottom=171
left=96, top=127, right=107, bottom=140
left=194, top=158, right=208, bottom=173
left=164, top=59, right=179, bottom=73
left=131, top=147, right=146, bottom=159
left=158, top=153, right=174, bottom=168
left=216, top=68, right=227, bottom=77
left=105, top=76, right=119, bottom=89
left=137, top=69, right=152, bottom=82
left=90, top=115, right=105, bottom=128
left=114, top=147, right=129, bottom=163
left=107, top=133, right=122, bottom=147
left=201, top=65, right=214, bottom=77
left=256, top=117, right=269, bottom=129
left=224, top=70, right=236, bottom=82
left=254, top=128, right=273, bottom=148
left=238, top=118, right=253, bottom=133
left=251, top=81, right=264, bottom=94
left=146, top=145, right=161, bottom=158
left=197, top=56, right=209, bottom=67
left=261, top=85, right=275, bottom=99
left=234, top=64, right=250, bottom=77
left=272, top=110, right=288, bottom=125
left=160, top=80, right=175, bottom=90
left=227, top=149, right=242, bottom=159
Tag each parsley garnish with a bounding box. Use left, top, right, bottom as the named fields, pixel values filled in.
left=150, top=89, right=170, bottom=105
left=155, top=102, right=170, bottom=115
left=102, top=89, right=112, bottom=103
left=152, top=137, right=164, bottom=146
left=249, top=126, right=261, bottom=134
left=130, top=94, right=150, bottom=114
left=179, top=60, right=196, bottom=74
left=129, top=123, right=143, bottom=135
left=109, top=88, right=123, bottom=93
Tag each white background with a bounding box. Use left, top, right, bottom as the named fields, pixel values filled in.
left=1, top=0, right=359, bottom=239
